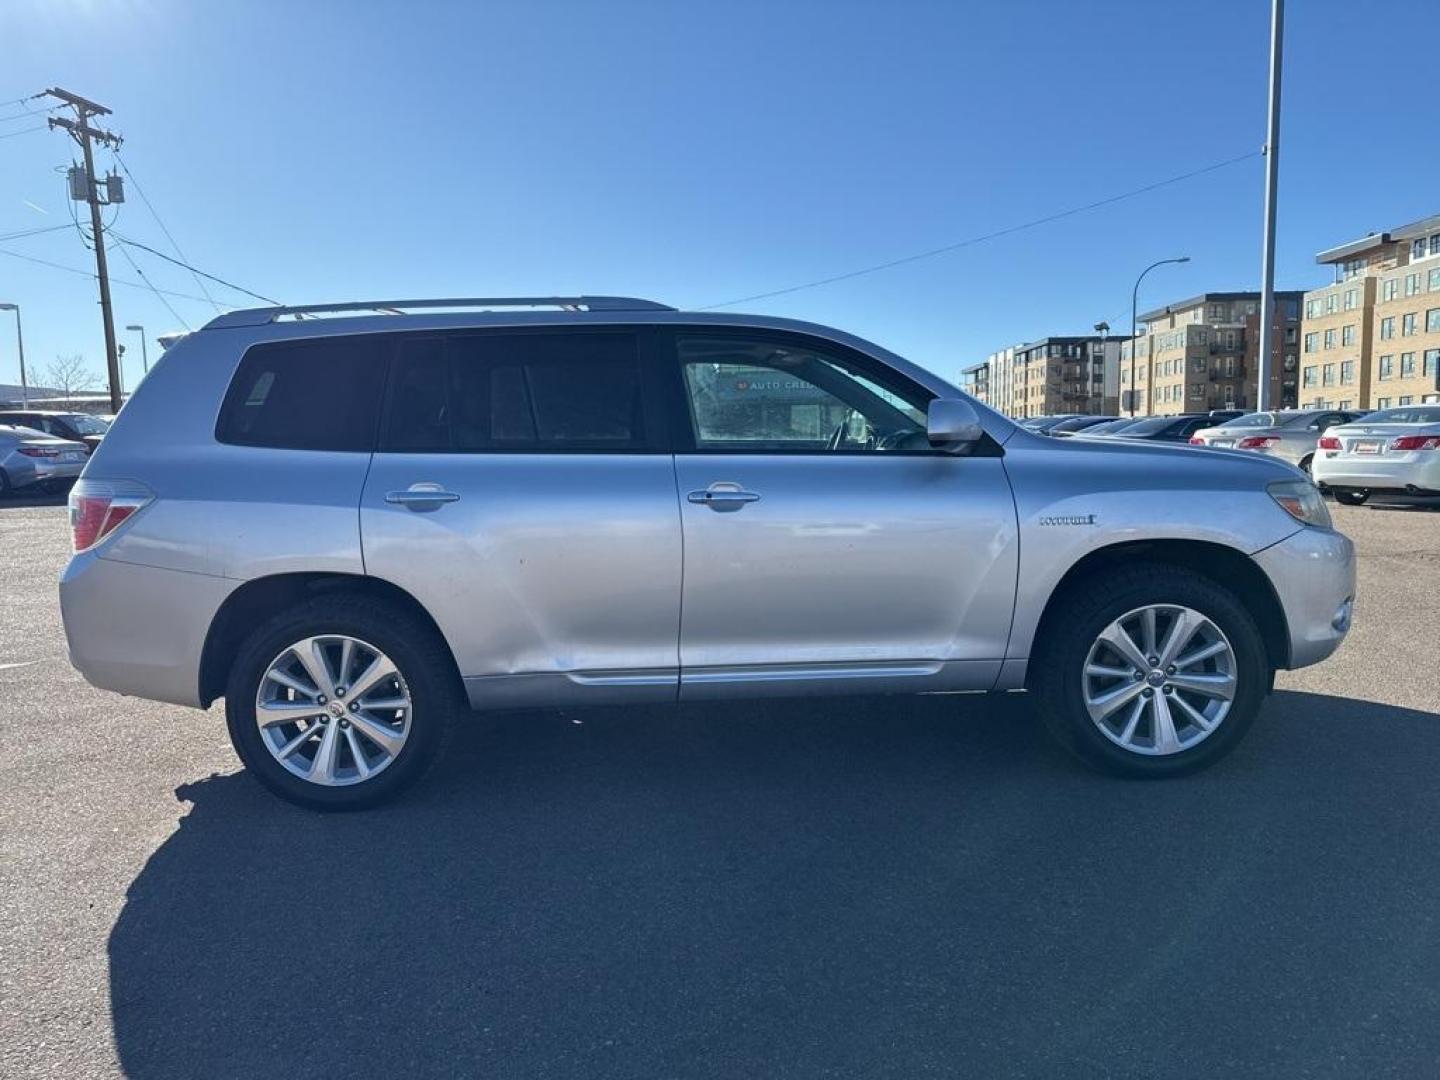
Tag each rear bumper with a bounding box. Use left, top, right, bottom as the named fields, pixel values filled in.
left=5, top=456, right=85, bottom=488
left=1312, top=454, right=1440, bottom=492
left=59, top=551, right=235, bottom=708
left=1252, top=526, right=1356, bottom=670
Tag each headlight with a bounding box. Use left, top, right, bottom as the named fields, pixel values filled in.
left=1268, top=479, right=1331, bottom=528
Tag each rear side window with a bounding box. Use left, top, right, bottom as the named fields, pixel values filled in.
left=383, top=332, right=645, bottom=452
left=218, top=336, right=387, bottom=451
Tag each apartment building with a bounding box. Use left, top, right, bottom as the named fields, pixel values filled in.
left=966, top=337, right=1121, bottom=418
left=959, top=361, right=991, bottom=407
left=1303, top=214, right=1440, bottom=410
left=1119, top=291, right=1302, bottom=416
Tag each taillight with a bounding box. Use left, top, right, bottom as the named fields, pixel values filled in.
left=17, top=446, right=61, bottom=458
left=1237, top=436, right=1281, bottom=449
left=1188, top=437, right=1205, bottom=445
left=1391, top=435, right=1440, bottom=451
left=68, top=479, right=153, bottom=553
left=1318, top=435, right=1342, bottom=450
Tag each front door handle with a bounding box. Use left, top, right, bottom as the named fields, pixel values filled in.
left=687, top=482, right=761, bottom=512
left=385, top=483, right=460, bottom=510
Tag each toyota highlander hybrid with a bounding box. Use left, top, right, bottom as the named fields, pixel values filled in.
left=59, top=297, right=1355, bottom=809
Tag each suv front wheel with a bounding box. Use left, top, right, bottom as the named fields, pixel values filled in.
left=225, top=595, right=460, bottom=810
left=1030, top=565, right=1268, bottom=777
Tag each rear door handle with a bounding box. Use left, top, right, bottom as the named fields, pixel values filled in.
left=385, top=484, right=460, bottom=510
left=687, top=483, right=761, bottom=511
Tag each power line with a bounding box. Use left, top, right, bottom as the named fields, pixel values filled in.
left=699, top=149, right=1263, bottom=310
left=114, top=240, right=193, bottom=332
left=0, top=124, right=48, bottom=140
left=0, top=223, right=73, bottom=242
left=113, top=152, right=224, bottom=313
left=0, top=246, right=219, bottom=304
left=113, top=233, right=281, bottom=305
left=0, top=104, right=59, bottom=126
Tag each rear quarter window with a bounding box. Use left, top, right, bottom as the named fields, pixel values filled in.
left=217, top=335, right=387, bottom=451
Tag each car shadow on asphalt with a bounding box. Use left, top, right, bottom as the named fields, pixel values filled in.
left=108, top=689, right=1440, bottom=1079
left=0, top=489, right=68, bottom=509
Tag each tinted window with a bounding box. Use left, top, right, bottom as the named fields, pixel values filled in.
left=218, top=336, right=387, bottom=451
left=384, top=332, right=644, bottom=452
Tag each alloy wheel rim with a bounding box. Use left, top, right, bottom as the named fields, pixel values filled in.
left=255, top=635, right=412, bottom=786
left=1082, top=604, right=1236, bottom=756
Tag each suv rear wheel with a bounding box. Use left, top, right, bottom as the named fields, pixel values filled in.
left=1333, top=489, right=1369, bottom=506
left=1030, top=564, right=1268, bottom=777
left=224, top=595, right=460, bottom=810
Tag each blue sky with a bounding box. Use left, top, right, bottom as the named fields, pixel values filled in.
left=2, top=0, right=1437, bottom=393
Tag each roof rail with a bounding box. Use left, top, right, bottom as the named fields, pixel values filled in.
left=202, top=295, right=676, bottom=330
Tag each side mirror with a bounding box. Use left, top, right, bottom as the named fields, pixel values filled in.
left=927, top=398, right=985, bottom=450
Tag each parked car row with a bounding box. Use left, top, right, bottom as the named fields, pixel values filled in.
left=1018, top=405, right=1440, bottom=505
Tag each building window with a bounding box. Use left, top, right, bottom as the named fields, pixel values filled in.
left=1304, top=332, right=1317, bottom=353
left=1431, top=233, right=1440, bottom=256
left=1401, top=352, right=1417, bottom=377
left=1383, top=279, right=1399, bottom=302
left=1189, top=383, right=1203, bottom=398
left=1407, top=273, right=1423, bottom=296
left=1399, top=396, right=1415, bottom=406
left=1426, top=349, right=1440, bottom=379
left=1414, top=239, right=1428, bottom=260
left=1428, top=308, right=1440, bottom=333
left=1339, top=399, right=1353, bottom=410
left=1344, top=288, right=1359, bottom=310
left=1324, top=294, right=1337, bottom=314
left=1341, top=360, right=1355, bottom=384
left=1342, top=324, right=1356, bottom=346
left=1379, top=354, right=1394, bottom=379
left=1403, top=312, right=1418, bottom=336
left=1302, top=365, right=1317, bottom=387
left=1209, top=303, right=1225, bottom=319
left=1380, top=317, right=1395, bottom=340
left=1377, top=397, right=1393, bottom=409
left=1305, top=299, right=1318, bottom=319
left=1323, top=329, right=1336, bottom=349
left=1322, top=363, right=1336, bottom=386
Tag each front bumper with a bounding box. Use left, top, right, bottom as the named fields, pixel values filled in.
left=60, top=549, right=236, bottom=708
left=1252, top=526, right=1356, bottom=669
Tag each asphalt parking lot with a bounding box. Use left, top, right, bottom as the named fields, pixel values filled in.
left=2, top=496, right=1439, bottom=1079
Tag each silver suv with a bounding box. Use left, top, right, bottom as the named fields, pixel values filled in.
left=59, top=297, right=1355, bottom=809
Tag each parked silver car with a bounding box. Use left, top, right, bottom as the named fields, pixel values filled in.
left=0, top=424, right=88, bottom=496
left=1312, top=405, right=1440, bottom=505
left=59, top=297, right=1355, bottom=809
left=1189, top=409, right=1362, bottom=475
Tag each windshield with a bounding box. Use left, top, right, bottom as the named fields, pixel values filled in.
left=65, top=414, right=110, bottom=435
left=1116, top=416, right=1180, bottom=435
left=1219, top=412, right=1279, bottom=429
left=1358, top=406, right=1440, bottom=424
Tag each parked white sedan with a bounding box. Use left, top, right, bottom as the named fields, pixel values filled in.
left=1312, top=405, right=1440, bottom=505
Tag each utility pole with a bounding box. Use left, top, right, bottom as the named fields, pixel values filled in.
left=1256, top=0, right=1284, bottom=412
left=44, top=87, right=125, bottom=413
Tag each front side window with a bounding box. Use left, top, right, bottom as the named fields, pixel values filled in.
left=384, top=331, right=645, bottom=452
left=677, top=335, right=931, bottom=453
left=218, top=335, right=387, bottom=451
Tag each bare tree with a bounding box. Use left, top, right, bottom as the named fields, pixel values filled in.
left=45, top=354, right=98, bottom=399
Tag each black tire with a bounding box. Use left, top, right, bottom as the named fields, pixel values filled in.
left=224, top=594, right=462, bottom=810
left=1334, top=489, right=1369, bottom=506
left=1298, top=454, right=1313, bottom=476
left=0, top=469, right=10, bottom=498
left=1029, top=563, right=1269, bottom=778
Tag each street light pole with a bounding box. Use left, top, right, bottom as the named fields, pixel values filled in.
left=0, top=303, right=27, bottom=407
left=125, top=324, right=149, bottom=378
left=1256, top=0, right=1285, bottom=412
left=1129, top=256, right=1191, bottom=417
